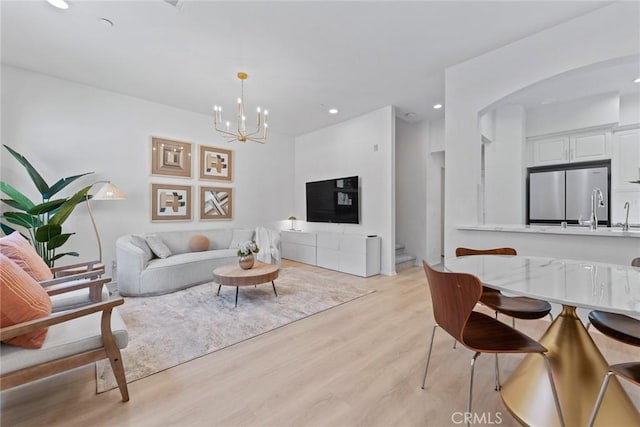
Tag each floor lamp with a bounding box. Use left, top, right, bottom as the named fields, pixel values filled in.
left=87, top=181, right=127, bottom=263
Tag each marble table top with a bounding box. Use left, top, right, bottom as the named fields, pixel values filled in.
left=443, top=255, right=640, bottom=316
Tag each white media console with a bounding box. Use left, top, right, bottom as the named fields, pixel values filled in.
left=280, top=231, right=381, bottom=277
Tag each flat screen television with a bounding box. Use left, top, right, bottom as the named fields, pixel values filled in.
left=306, top=176, right=359, bottom=224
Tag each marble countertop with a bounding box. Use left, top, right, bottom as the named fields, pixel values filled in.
left=457, top=224, right=640, bottom=238
left=444, top=255, right=640, bottom=315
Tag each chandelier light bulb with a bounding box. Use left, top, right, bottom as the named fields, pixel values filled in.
left=237, top=98, right=242, bottom=104
left=257, top=107, right=261, bottom=113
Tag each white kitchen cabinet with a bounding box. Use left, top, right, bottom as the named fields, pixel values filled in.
left=528, top=129, right=611, bottom=166
left=612, top=128, right=640, bottom=190
left=281, top=231, right=316, bottom=265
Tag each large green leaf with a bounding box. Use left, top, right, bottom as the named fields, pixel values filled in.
left=47, top=232, right=73, bottom=250
left=0, top=223, right=17, bottom=236
left=51, top=252, right=79, bottom=261
left=49, top=185, right=91, bottom=226
left=2, top=212, right=42, bottom=229
left=49, top=172, right=94, bottom=198
left=35, top=224, right=62, bottom=242
left=27, top=199, right=67, bottom=215
left=3, top=145, right=50, bottom=196
left=0, top=182, right=35, bottom=211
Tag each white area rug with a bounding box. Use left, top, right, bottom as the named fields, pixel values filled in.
left=96, top=267, right=374, bottom=392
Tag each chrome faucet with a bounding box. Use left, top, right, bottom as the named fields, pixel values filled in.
left=623, top=201, right=630, bottom=231
left=590, top=188, right=604, bottom=230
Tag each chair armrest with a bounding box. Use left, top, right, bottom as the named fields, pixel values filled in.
left=43, top=277, right=111, bottom=297
left=40, top=268, right=106, bottom=287
left=50, top=260, right=102, bottom=274
left=0, top=298, right=124, bottom=341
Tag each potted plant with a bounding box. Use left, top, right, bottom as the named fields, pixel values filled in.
left=0, top=145, right=93, bottom=267
left=237, top=240, right=259, bottom=270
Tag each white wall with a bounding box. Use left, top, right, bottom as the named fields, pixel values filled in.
left=484, top=104, right=525, bottom=224
left=429, top=118, right=445, bottom=153
left=444, top=2, right=639, bottom=263
left=1, top=66, right=295, bottom=276
left=396, top=119, right=427, bottom=265
left=294, top=106, right=396, bottom=275
left=526, top=92, right=619, bottom=137
left=620, top=93, right=640, bottom=126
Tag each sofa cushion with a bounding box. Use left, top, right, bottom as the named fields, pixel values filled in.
left=0, top=254, right=52, bottom=349
left=130, top=234, right=153, bottom=262
left=229, top=228, right=255, bottom=250
left=145, top=234, right=172, bottom=259
left=0, top=306, right=128, bottom=375
left=189, top=234, right=210, bottom=252
left=0, top=231, right=53, bottom=281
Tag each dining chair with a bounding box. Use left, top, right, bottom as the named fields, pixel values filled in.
left=420, top=261, right=564, bottom=427
left=455, top=247, right=553, bottom=327
left=586, top=314, right=640, bottom=426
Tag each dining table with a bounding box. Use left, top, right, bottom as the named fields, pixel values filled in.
left=443, top=254, right=640, bottom=427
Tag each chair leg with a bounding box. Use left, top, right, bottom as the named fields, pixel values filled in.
left=587, top=371, right=615, bottom=427
left=421, top=325, right=439, bottom=389
left=541, top=353, right=564, bottom=427
left=512, top=317, right=515, bottom=328
left=453, top=339, right=457, bottom=350
left=494, top=354, right=501, bottom=391
left=548, top=313, right=554, bottom=322
left=100, top=308, right=129, bottom=402
left=466, top=352, right=481, bottom=427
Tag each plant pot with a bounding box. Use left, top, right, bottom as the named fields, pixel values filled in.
left=238, top=253, right=254, bottom=270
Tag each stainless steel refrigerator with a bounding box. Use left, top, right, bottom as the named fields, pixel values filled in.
left=527, top=161, right=610, bottom=225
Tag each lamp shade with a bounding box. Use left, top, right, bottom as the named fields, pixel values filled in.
left=288, top=215, right=296, bottom=220
left=93, top=182, right=127, bottom=200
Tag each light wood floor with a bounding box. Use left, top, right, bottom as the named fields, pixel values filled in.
left=2, top=261, right=638, bottom=426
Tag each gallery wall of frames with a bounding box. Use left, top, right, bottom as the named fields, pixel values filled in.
left=150, top=136, right=233, bottom=221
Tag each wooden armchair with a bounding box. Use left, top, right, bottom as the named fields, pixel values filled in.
left=1, top=275, right=129, bottom=402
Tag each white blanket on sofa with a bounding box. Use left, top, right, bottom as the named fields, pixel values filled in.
left=255, top=227, right=281, bottom=265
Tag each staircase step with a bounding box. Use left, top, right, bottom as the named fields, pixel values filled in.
left=395, top=243, right=405, bottom=255
left=395, top=253, right=417, bottom=271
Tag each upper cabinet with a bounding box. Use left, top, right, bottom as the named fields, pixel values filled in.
left=612, top=127, right=640, bottom=191
left=528, top=128, right=612, bottom=166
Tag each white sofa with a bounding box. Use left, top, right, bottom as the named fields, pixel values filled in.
left=116, top=228, right=280, bottom=297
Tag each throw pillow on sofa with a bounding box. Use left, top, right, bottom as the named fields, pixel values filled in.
left=0, top=231, right=54, bottom=281
left=130, top=234, right=153, bottom=261
left=0, top=254, right=52, bottom=348
left=229, top=229, right=255, bottom=250
left=189, top=235, right=210, bottom=252
left=145, top=234, right=172, bottom=259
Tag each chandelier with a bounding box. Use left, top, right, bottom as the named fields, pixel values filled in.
left=213, top=72, right=268, bottom=143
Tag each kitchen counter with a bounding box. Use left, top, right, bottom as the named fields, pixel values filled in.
left=457, top=224, right=640, bottom=238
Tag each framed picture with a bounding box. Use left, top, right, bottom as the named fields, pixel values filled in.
left=200, top=186, right=233, bottom=220
left=151, top=184, right=192, bottom=221
left=151, top=137, right=192, bottom=178
left=199, top=145, right=232, bottom=182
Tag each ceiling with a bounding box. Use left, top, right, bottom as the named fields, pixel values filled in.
left=1, top=1, right=616, bottom=137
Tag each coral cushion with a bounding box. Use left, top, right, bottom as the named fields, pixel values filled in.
left=0, top=231, right=53, bottom=281
left=0, top=254, right=52, bottom=348
left=189, top=234, right=210, bottom=252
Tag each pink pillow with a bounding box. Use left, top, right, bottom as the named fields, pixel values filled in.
left=0, top=231, right=53, bottom=281
left=0, top=254, right=52, bottom=348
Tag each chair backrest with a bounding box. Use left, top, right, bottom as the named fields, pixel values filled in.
left=456, top=247, right=517, bottom=257
left=423, top=261, right=483, bottom=342
left=632, top=257, right=640, bottom=268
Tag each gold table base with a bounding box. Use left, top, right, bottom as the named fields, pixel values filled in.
left=501, top=305, right=640, bottom=427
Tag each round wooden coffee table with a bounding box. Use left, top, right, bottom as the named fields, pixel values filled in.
left=212, top=262, right=279, bottom=307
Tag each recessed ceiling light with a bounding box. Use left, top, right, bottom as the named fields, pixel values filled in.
left=433, top=104, right=443, bottom=110
left=328, top=108, right=339, bottom=114
left=99, top=18, right=115, bottom=27
left=634, top=77, right=640, bottom=83
left=47, top=0, right=69, bottom=10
